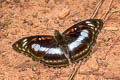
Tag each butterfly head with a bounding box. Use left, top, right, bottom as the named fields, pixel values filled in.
left=54, top=29, right=61, bottom=37
left=54, top=29, right=67, bottom=46
left=54, top=29, right=63, bottom=40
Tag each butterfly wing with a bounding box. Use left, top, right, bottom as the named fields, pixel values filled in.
left=12, top=35, right=69, bottom=68
left=63, top=19, right=103, bottom=62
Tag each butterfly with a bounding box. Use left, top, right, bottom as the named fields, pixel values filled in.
left=12, top=19, right=103, bottom=68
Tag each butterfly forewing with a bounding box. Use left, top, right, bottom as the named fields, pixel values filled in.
left=13, top=36, right=52, bottom=59
left=12, top=35, right=69, bottom=68
left=63, top=19, right=103, bottom=62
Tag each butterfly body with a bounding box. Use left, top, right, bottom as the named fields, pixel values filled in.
left=12, top=19, right=103, bottom=68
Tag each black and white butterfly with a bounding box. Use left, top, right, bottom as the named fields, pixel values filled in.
left=12, top=19, right=103, bottom=68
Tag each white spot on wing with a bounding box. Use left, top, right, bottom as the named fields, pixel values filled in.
left=74, top=28, right=77, bottom=30
left=39, top=47, right=49, bottom=52
left=77, top=36, right=85, bottom=42
left=22, top=39, right=28, bottom=47
left=23, top=39, right=27, bottom=42
left=82, top=29, right=88, bottom=33
left=32, top=43, right=49, bottom=52
left=47, top=48, right=63, bottom=55
left=34, top=44, right=41, bottom=51
left=86, top=21, right=91, bottom=24
left=87, top=23, right=94, bottom=27
left=39, top=38, right=41, bottom=40
left=32, top=44, right=37, bottom=48
left=80, top=30, right=88, bottom=37
left=90, top=26, right=94, bottom=30
left=31, top=44, right=62, bottom=54
left=23, top=42, right=27, bottom=47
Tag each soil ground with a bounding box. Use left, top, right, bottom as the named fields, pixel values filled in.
left=0, top=0, right=120, bottom=80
